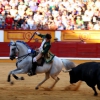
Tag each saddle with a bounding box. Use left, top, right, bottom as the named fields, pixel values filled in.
left=33, top=51, right=45, bottom=66
left=29, top=51, right=45, bottom=66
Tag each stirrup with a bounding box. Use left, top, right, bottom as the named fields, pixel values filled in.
left=27, top=71, right=36, bottom=76
left=27, top=72, right=33, bottom=76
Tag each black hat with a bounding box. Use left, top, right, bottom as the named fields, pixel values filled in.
left=45, top=34, right=52, bottom=39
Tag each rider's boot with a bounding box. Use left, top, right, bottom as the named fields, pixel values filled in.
left=28, top=62, right=37, bottom=76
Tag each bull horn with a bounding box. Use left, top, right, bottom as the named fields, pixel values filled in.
left=62, top=69, right=72, bottom=73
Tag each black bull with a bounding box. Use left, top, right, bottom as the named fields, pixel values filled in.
left=69, top=62, right=100, bottom=96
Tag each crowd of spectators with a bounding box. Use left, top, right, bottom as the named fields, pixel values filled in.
left=0, top=0, right=100, bottom=30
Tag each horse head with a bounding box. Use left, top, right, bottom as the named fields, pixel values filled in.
left=9, top=40, right=30, bottom=60
left=9, top=40, right=18, bottom=60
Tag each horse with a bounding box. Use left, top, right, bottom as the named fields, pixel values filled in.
left=8, top=40, right=79, bottom=90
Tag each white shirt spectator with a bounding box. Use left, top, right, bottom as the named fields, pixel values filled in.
left=29, top=0, right=37, bottom=7
left=93, top=23, right=100, bottom=30
left=9, top=0, right=18, bottom=7
left=61, top=0, right=69, bottom=8
left=27, top=17, right=34, bottom=30
left=84, top=9, right=94, bottom=18
left=2, top=0, right=8, bottom=6
left=32, top=24, right=37, bottom=30
left=33, top=12, right=41, bottom=22
left=95, top=0, right=100, bottom=8
left=47, top=0, right=56, bottom=7
left=82, top=14, right=91, bottom=22
left=21, top=22, right=29, bottom=30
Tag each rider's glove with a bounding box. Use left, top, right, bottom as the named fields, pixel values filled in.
left=33, top=57, right=37, bottom=62
left=35, top=32, right=40, bottom=35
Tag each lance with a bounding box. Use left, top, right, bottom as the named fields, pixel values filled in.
left=28, top=32, right=36, bottom=43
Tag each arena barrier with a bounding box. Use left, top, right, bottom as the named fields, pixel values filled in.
left=3, top=30, right=100, bottom=43
left=1, top=30, right=100, bottom=64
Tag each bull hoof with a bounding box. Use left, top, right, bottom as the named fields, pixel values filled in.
left=10, top=81, right=14, bottom=85
left=35, top=87, right=39, bottom=90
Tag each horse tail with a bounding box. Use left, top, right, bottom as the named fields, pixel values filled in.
left=61, top=59, right=76, bottom=73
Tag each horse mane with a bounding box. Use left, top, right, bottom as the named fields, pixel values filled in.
left=16, top=40, right=31, bottom=49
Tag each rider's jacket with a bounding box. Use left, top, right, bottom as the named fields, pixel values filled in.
left=38, top=34, right=55, bottom=63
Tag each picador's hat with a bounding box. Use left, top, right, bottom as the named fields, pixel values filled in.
left=45, top=34, right=52, bottom=39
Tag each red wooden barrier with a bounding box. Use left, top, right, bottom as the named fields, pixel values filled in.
left=0, top=42, right=100, bottom=58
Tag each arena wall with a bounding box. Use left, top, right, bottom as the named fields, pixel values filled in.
left=0, top=30, right=100, bottom=63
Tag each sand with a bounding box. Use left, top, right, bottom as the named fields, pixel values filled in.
left=0, top=63, right=100, bottom=100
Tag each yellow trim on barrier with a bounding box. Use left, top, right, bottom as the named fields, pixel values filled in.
left=61, top=30, right=100, bottom=43
left=4, top=30, right=55, bottom=42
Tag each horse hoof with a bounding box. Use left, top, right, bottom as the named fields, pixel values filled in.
left=27, top=73, right=32, bottom=76
left=94, top=93, right=98, bottom=96
left=10, top=81, right=14, bottom=85
left=20, top=77, right=24, bottom=80
left=7, top=80, right=10, bottom=82
left=35, top=87, right=39, bottom=90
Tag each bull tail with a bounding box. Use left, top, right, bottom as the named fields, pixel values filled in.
left=61, top=59, right=76, bottom=72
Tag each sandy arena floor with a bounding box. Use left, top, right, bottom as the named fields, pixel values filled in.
left=0, top=63, right=100, bottom=100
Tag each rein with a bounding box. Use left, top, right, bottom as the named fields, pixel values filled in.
left=10, top=41, right=35, bottom=67
left=17, top=53, right=30, bottom=59
left=16, top=53, right=31, bottom=67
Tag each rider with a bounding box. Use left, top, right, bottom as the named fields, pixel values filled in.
left=28, top=32, right=55, bottom=76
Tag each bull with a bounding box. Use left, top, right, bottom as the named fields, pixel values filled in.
left=68, top=62, right=100, bottom=96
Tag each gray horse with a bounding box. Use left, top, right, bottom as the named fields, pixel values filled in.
left=8, top=40, right=76, bottom=90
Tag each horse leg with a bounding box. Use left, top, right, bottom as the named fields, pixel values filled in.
left=11, top=69, right=24, bottom=80
left=12, top=74, right=24, bottom=80
left=7, top=69, right=25, bottom=84
left=35, top=72, right=50, bottom=90
left=48, top=75, right=60, bottom=90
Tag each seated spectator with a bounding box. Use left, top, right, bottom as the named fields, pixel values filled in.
left=87, top=21, right=94, bottom=30
left=33, top=11, right=41, bottom=22
left=36, top=22, right=43, bottom=30
left=0, top=0, right=98, bottom=31
left=93, top=22, right=100, bottom=30
left=18, top=1, right=27, bottom=11
left=4, top=4, right=11, bottom=15
left=17, top=7, right=25, bottom=18
left=42, top=23, right=49, bottom=30
left=76, top=16, right=84, bottom=26
left=12, top=21, right=20, bottom=30
left=0, top=21, right=6, bottom=29
left=14, top=13, right=21, bottom=23
left=21, top=21, right=29, bottom=30
left=26, top=8, right=33, bottom=16
left=9, top=0, right=18, bottom=7
left=2, top=0, right=9, bottom=6
left=0, top=12, right=5, bottom=25
left=0, top=2, right=4, bottom=14
left=29, top=0, right=38, bottom=13
left=5, top=14, right=14, bottom=29
left=82, top=14, right=91, bottom=29
left=17, top=16, right=25, bottom=28
left=32, top=21, right=37, bottom=30
left=9, top=6, right=18, bottom=18
left=26, top=16, right=34, bottom=30
left=48, top=21, right=57, bottom=30
left=57, top=22, right=65, bottom=30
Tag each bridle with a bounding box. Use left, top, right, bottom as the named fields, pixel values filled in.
left=10, top=42, right=30, bottom=60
